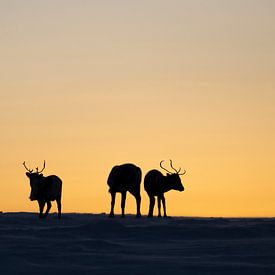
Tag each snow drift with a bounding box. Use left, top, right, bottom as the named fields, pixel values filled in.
left=0, top=213, right=274, bottom=275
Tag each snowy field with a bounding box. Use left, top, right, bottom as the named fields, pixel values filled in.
left=0, top=213, right=275, bottom=275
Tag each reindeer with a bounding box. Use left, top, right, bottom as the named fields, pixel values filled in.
left=144, top=160, right=186, bottom=217
left=23, top=161, right=62, bottom=219
left=107, top=163, right=142, bottom=218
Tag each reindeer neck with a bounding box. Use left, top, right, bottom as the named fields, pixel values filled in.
left=162, top=177, right=175, bottom=193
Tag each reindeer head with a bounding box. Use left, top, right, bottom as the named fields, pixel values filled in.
left=23, top=161, right=46, bottom=200
left=160, top=160, right=186, bottom=191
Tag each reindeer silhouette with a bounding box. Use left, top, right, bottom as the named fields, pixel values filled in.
left=23, top=161, right=62, bottom=219
left=144, top=160, right=186, bottom=217
left=107, top=163, right=142, bottom=218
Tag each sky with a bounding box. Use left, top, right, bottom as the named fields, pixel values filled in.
left=0, top=0, right=274, bottom=217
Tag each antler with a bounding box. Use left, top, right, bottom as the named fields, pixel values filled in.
left=36, top=160, right=46, bottom=174
left=170, top=159, right=186, bottom=175
left=178, top=170, right=186, bottom=176
left=160, top=160, right=173, bottom=174
left=169, top=160, right=180, bottom=173
left=23, top=161, right=33, bottom=173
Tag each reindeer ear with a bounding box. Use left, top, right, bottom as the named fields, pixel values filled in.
left=26, top=172, right=31, bottom=177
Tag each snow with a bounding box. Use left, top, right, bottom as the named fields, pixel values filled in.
left=0, top=213, right=274, bottom=274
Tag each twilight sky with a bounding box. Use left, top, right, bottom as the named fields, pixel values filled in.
left=1, top=0, right=274, bottom=216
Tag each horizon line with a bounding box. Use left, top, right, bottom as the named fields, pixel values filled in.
left=1, top=211, right=275, bottom=219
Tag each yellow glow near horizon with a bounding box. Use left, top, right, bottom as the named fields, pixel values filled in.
left=0, top=1, right=275, bottom=217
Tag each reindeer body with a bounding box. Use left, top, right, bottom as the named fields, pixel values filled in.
left=107, top=163, right=142, bottom=218
left=23, top=161, right=62, bottom=219
left=144, top=160, right=185, bottom=218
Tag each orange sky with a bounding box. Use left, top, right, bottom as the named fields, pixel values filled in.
left=0, top=1, right=274, bottom=217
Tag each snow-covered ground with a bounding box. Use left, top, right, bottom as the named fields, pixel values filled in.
left=0, top=213, right=274, bottom=275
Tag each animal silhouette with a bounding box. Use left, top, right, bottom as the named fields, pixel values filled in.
left=23, top=161, right=62, bottom=219
left=144, top=160, right=185, bottom=217
left=107, top=163, right=142, bottom=218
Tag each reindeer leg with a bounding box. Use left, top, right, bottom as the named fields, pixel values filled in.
left=121, top=191, right=126, bottom=218
left=56, top=199, right=62, bottom=219
left=148, top=196, right=155, bottom=217
left=157, top=196, right=162, bottom=217
left=109, top=192, right=116, bottom=217
left=135, top=194, right=141, bottom=218
left=44, top=201, right=52, bottom=218
left=38, top=200, right=45, bottom=219
left=161, top=195, right=167, bottom=217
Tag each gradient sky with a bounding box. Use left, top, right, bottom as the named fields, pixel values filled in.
left=1, top=0, right=274, bottom=216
